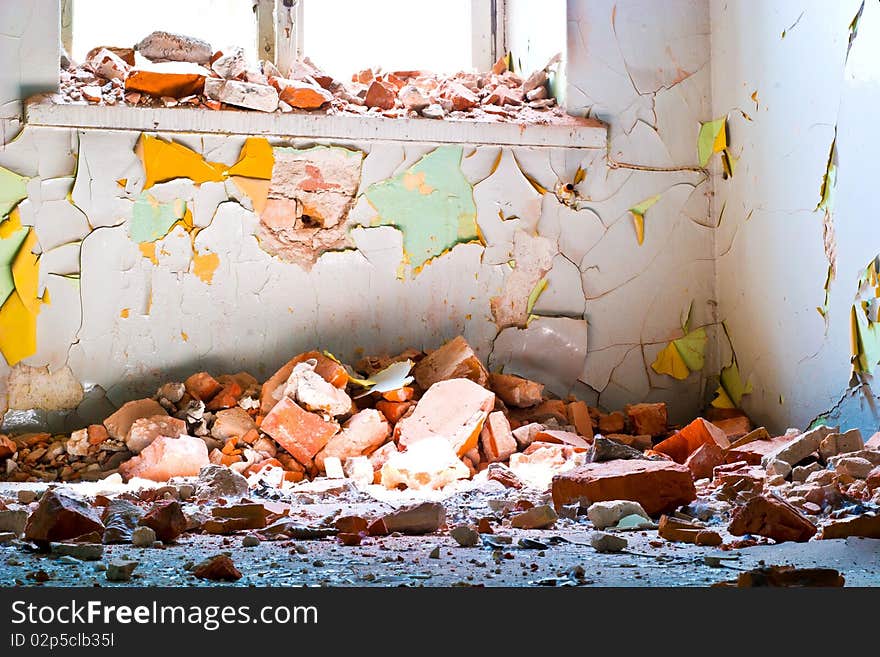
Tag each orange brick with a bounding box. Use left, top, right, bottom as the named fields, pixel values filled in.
left=381, top=386, right=414, bottom=402
left=260, top=397, right=339, bottom=466
left=376, top=400, right=413, bottom=424
left=185, top=372, right=222, bottom=402
left=625, top=403, right=667, bottom=437
left=566, top=401, right=594, bottom=437
left=206, top=381, right=243, bottom=411
left=654, top=418, right=730, bottom=463
left=86, top=424, right=109, bottom=445
left=260, top=352, right=348, bottom=414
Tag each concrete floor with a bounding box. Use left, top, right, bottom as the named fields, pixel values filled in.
left=3, top=479, right=879, bottom=587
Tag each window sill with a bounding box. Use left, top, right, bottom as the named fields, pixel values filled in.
left=24, top=94, right=607, bottom=149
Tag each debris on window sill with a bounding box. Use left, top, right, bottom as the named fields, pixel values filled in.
left=57, top=31, right=590, bottom=130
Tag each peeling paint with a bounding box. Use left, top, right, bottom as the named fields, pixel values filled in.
left=366, top=146, right=477, bottom=273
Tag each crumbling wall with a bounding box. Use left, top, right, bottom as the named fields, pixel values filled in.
left=711, top=0, right=880, bottom=434
left=0, top=0, right=718, bottom=432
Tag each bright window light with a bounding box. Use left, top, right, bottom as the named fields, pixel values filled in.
left=70, top=0, right=257, bottom=64
left=302, top=0, right=475, bottom=79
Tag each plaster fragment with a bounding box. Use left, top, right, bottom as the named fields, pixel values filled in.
left=489, top=316, right=588, bottom=397
left=7, top=363, right=83, bottom=410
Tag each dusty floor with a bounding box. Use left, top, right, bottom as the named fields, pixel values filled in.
left=3, top=482, right=878, bottom=588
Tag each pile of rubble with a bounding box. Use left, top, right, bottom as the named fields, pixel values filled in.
left=2, top=333, right=880, bottom=557
left=58, top=30, right=569, bottom=124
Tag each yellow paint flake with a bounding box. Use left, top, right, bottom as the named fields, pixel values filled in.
left=0, top=291, right=37, bottom=366
left=116, top=178, right=127, bottom=188
left=137, top=135, right=226, bottom=189
left=229, top=176, right=270, bottom=215
left=120, top=308, right=130, bottom=318
left=226, top=137, right=274, bottom=180
left=11, top=229, right=42, bottom=314
left=181, top=331, right=189, bottom=342
left=192, top=250, right=220, bottom=284
left=629, top=195, right=661, bottom=245
left=138, top=242, right=158, bottom=265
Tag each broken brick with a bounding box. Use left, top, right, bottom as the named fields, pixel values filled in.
left=728, top=495, right=817, bottom=543
left=315, top=408, right=390, bottom=471
left=445, top=82, right=479, bottom=110
left=124, top=62, right=208, bottom=97
left=260, top=396, right=339, bottom=466
left=103, top=398, right=168, bottom=441
left=0, top=435, right=17, bottom=458
left=125, top=415, right=187, bottom=454
left=819, top=513, right=880, bottom=539
left=375, top=400, right=413, bottom=424
left=396, top=378, right=494, bottom=456
left=204, top=78, right=279, bottom=112
left=140, top=500, right=187, bottom=542
left=510, top=504, right=557, bottom=529
left=211, top=407, right=257, bottom=441
left=509, top=399, right=569, bottom=427
left=566, top=400, right=594, bottom=437
left=488, top=372, right=544, bottom=408
left=685, top=441, right=726, bottom=480
left=598, top=411, right=625, bottom=434
left=184, top=372, right=223, bottom=402
left=364, top=79, right=398, bottom=109
left=136, top=31, right=213, bottom=64
left=24, top=489, right=104, bottom=544
left=193, top=554, right=242, bottom=581
left=118, top=436, right=209, bottom=482
left=86, top=47, right=129, bottom=82
left=552, top=460, right=696, bottom=516
left=819, top=428, right=864, bottom=460
left=480, top=411, right=517, bottom=463
left=486, top=462, right=523, bottom=489
left=414, top=336, right=489, bottom=390
left=205, top=381, right=243, bottom=411
left=712, top=414, right=752, bottom=440
left=261, top=352, right=348, bottom=414
left=534, top=429, right=590, bottom=450
left=372, top=501, right=445, bottom=535
left=653, top=418, right=730, bottom=463
left=274, top=77, right=334, bottom=109
left=763, top=425, right=835, bottom=467
left=625, top=403, right=668, bottom=437
left=658, top=515, right=722, bottom=546
left=381, top=437, right=470, bottom=490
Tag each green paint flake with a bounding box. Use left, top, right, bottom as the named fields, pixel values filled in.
left=0, top=166, right=29, bottom=217
left=673, top=327, right=708, bottom=372
left=698, top=117, right=727, bottom=168
left=365, top=146, right=477, bottom=272
left=526, top=277, right=548, bottom=315
left=0, top=222, right=28, bottom=305
left=712, top=359, right=752, bottom=409
left=130, top=194, right=187, bottom=243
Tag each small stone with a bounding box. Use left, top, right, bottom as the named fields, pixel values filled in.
left=106, top=560, right=138, bottom=582
left=242, top=534, right=260, bottom=548
left=17, top=490, right=38, bottom=504
left=429, top=546, right=441, bottom=559
left=196, top=464, right=249, bottom=499
left=590, top=436, right=648, bottom=463
left=0, top=509, right=28, bottom=535
left=590, top=531, right=627, bottom=553
left=450, top=525, right=481, bottom=547
left=587, top=500, right=650, bottom=530
left=193, top=554, right=242, bottom=581
left=399, top=85, right=429, bottom=111
left=421, top=103, right=445, bottom=119
left=131, top=526, right=156, bottom=548
left=50, top=542, right=103, bottom=561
